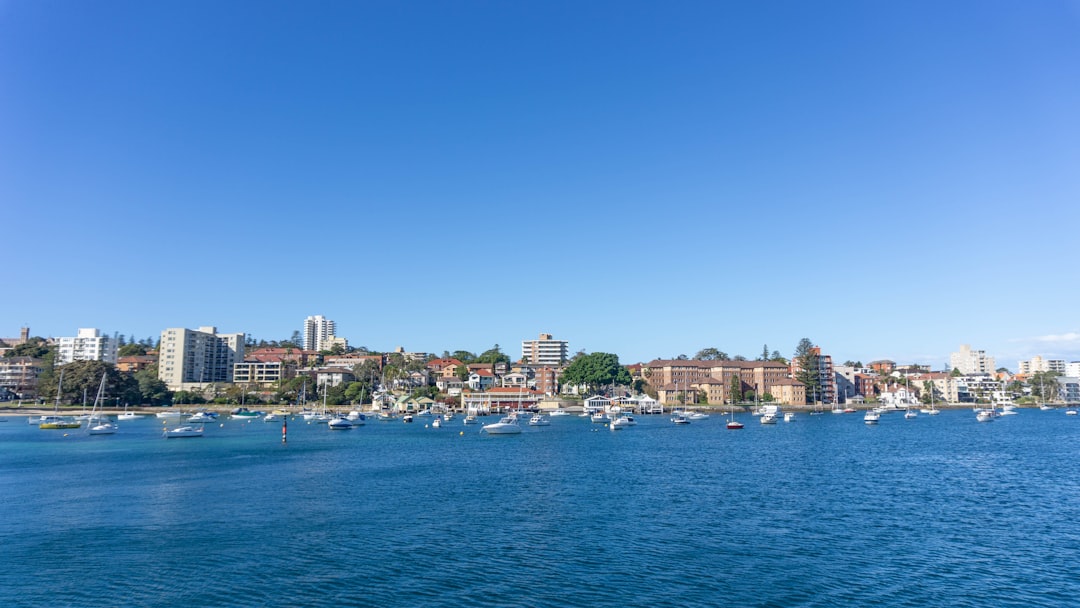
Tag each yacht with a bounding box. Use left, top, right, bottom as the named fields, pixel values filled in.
left=864, top=410, right=880, bottom=425
left=976, top=408, right=995, bottom=422
left=783, top=412, right=795, bottom=422
left=88, top=420, right=118, bottom=435
left=463, top=414, right=479, bottom=425
left=163, top=425, right=204, bottom=438
left=39, top=415, right=81, bottom=429
left=188, top=412, right=217, bottom=424
left=671, top=412, right=690, bottom=425
left=431, top=416, right=443, bottom=428
left=687, top=411, right=709, bottom=421
left=549, top=409, right=570, bottom=417
left=609, top=414, right=637, bottom=430
left=327, top=417, right=352, bottom=430
left=590, top=412, right=610, bottom=424
left=481, top=415, right=522, bottom=435
left=528, top=414, right=551, bottom=426
left=346, top=411, right=367, bottom=425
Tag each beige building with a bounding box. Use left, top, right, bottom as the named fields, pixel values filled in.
left=644, top=359, right=796, bottom=404
left=158, top=326, right=245, bottom=390
left=522, top=333, right=568, bottom=366
left=233, top=361, right=293, bottom=386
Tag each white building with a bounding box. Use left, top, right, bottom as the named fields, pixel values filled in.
left=56, top=328, right=118, bottom=365
left=158, top=326, right=245, bottom=390
left=949, top=344, right=996, bottom=375
left=521, top=333, right=568, bottom=366
left=1067, top=362, right=1080, bottom=378
left=1017, top=356, right=1066, bottom=375
left=303, top=315, right=336, bottom=352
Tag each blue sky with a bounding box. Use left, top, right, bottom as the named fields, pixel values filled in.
left=2, top=1, right=1079, bottom=370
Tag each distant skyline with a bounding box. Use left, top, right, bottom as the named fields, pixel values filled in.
left=3, top=2, right=1079, bottom=371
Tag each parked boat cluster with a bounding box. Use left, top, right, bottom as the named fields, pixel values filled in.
left=23, top=399, right=1077, bottom=440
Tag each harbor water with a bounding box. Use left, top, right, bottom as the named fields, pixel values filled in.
left=2, top=409, right=1079, bottom=607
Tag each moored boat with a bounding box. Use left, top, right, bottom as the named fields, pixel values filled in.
left=481, top=414, right=521, bottom=435
left=163, top=425, right=204, bottom=438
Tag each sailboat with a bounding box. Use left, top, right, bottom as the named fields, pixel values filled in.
left=726, top=401, right=743, bottom=429
left=87, top=373, right=118, bottom=435
left=40, top=369, right=81, bottom=429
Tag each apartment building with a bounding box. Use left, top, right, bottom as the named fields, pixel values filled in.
left=158, top=326, right=245, bottom=390
left=1017, top=355, right=1066, bottom=375
left=303, top=315, right=336, bottom=352
left=233, top=361, right=293, bottom=385
left=643, top=359, right=795, bottom=405
left=950, top=344, right=996, bottom=375
left=0, top=356, right=44, bottom=398
left=522, top=333, right=568, bottom=366
left=56, top=328, right=118, bottom=365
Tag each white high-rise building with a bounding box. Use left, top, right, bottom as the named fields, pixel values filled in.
left=56, top=328, right=118, bottom=365
left=522, top=333, right=569, bottom=366
left=303, top=315, right=336, bottom=352
left=949, top=344, right=996, bottom=375
left=157, top=326, right=245, bottom=390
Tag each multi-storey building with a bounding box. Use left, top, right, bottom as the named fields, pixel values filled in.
left=1017, top=356, right=1066, bottom=375
left=158, top=326, right=245, bottom=390
left=116, top=355, right=157, bottom=373
left=233, top=361, right=293, bottom=386
left=0, top=356, right=44, bottom=398
left=56, top=328, right=118, bottom=365
left=303, top=315, right=336, bottom=352
left=643, top=359, right=795, bottom=404
left=950, top=344, right=996, bottom=375
left=1067, top=362, right=1080, bottom=378
left=522, top=333, right=568, bottom=366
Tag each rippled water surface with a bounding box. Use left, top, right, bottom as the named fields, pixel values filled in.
left=2, top=410, right=1080, bottom=607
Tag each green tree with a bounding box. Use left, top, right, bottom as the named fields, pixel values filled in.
left=770, top=350, right=785, bottom=363
left=728, top=374, right=743, bottom=404
left=118, top=343, right=148, bottom=357
left=759, top=344, right=770, bottom=361
left=476, top=344, right=510, bottom=365
left=5, top=337, right=51, bottom=359
left=694, top=348, right=729, bottom=361
left=558, top=352, right=632, bottom=394
left=451, top=351, right=477, bottom=364
left=793, top=338, right=821, bottom=403
left=454, top=365, right=469, bottom=381
left=133, top=365, right=170, bottom=405
left=38, top=360, right=137, bottom=407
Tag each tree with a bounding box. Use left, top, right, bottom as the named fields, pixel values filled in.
left=770, top=350, right=785, bottom=363
left=37, top=360, right=138, bottom=407
left=950, top=368, right=962, bottom=377
left=118, top=343, right=148, bottom=357
left=793, top=338, right=821, bottom=403
left=728, top=374, right=743, bottom=404
left=733, top=355, right=747, bottom=362
left=842, top=360, right=863, bottom=368
left=451, top=351, right=477, bottom=364
left=133, top=365, right=170, bottom=405
left=5, top=337, right=51, bottom=359
left=695, top=348, right=729, bottom=361
left=558, top=352, right=632, bottom=394
left=476, top=344, right=510, bottom=365
left=759, top=344, right=770, bottom=361
left=454, top=365, right=469, bottom=382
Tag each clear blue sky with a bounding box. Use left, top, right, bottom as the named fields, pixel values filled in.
left=3, top=1, right=1079, bottom=370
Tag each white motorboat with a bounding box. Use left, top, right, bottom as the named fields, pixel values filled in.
left=481, top=415, right=521, bottom=435
left=431, top=417, right=442, bottom=428
left=156, top=411, right=183, bottom=419
left=117, top=410, right=143, bottom=421
left=783, top=412, right=795, bottom=422
left=864, top=411, right=880, bottom=425
left=1066, top=410, right=1078, bottom=416
left=549, top=409, right=570, bottom=417
left=1039, top=404, right=1054, bottom=411
left=163, top=425, right=204, bottom=438
left=760, top=413, right=778, bottom=424
left=402, top=414, right=414, bottom=423
left=528, top=414, right=550, bottom=426
left=346, top=411, right=366, bottom=425
left=671, top=412, right=690, bottom=425
left=609, top=414, right=636, bottom=430
left=264, top=413, right=280, bottom=422
left=188, top=412, right=217, bottom=424
left=590, top=412, right=610, bottom=424
left=687, top=412, right=709, bottom=421
left=904, top=409, right=918, bottom=419
left=976, top=409, right=995, bottom=422
left=463, top=414, right=479, bottom=425
left=328, top=417, right=352, bottom=430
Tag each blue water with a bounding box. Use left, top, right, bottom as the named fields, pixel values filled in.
left=2, top=410, right=1079, bottom=607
